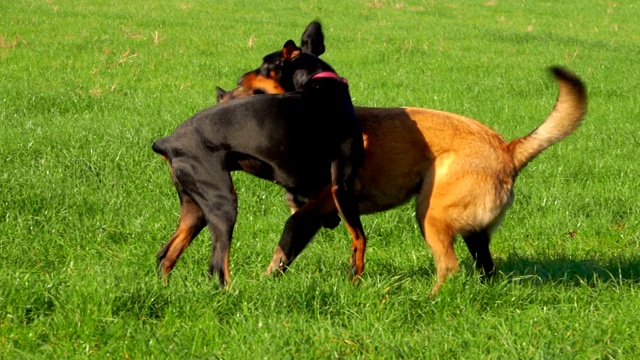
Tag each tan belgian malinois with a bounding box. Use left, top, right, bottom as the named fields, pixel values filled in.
left=215, top=21, right=587, bottom=294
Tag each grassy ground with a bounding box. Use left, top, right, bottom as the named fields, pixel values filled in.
left=1, top=0, right=639, bottom=358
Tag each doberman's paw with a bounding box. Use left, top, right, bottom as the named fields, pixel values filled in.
left=263, top=247, right=289, bottom=276
left=348, top=259, right=361, bottom=285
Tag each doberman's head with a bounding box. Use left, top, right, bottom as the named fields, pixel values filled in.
left=217, top=21, right=330, bottom=103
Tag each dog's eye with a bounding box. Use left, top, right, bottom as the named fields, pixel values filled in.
left=252, top=89, right=266, bottom=95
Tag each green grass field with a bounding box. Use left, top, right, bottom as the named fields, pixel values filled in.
left=2, top=0, right=639, bottom=358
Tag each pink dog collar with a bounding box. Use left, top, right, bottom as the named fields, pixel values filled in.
left=312, top=71, right=348, bottom=84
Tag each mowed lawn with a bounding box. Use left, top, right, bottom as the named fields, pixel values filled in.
left=1, top=0, right=639, bottom=358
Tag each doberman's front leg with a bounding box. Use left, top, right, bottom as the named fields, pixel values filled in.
left=284, top=192, right=305, bottom=214
left=331, top=183, right=366, bottom=281
left=331, top=138, right=367, bottom=282
left=265, top=186, right=336, bottom=275
left=285, top=191, right=341, bottom=229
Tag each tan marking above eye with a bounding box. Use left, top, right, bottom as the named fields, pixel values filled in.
left=252, top=76, right=285, bottom=93
left=240, top=72, right=257, bottom=87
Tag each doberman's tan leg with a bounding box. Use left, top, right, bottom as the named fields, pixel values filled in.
left=331, top=184, right=367, bottom=282
left=157, top=194, right=206, bottom=282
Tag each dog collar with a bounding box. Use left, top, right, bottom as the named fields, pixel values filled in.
left=312, top=71, right=348, bottom=84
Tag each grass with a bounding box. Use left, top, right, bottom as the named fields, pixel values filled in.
left=1, top=0, right=639, bottom=358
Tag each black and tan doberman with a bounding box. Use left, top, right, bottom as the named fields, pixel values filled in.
left=153, top=39, right=366, bottom=288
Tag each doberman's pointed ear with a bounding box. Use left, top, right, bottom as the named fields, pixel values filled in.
left=282, top=40, right=302, bottom=61
left=215, top=86, right=227, bottom=103
left=300, top=20, right=325, bottom=56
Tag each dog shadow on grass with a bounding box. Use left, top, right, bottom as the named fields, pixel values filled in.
left=371, top=252, right=640, bottom=289
left=496, top=252, right=640, bottom=286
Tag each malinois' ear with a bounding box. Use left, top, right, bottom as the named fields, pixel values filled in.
left=215, top=86, right=228, bottom=103
left=300, top=20, right=325, bottom=56
left=281, top=40, right=302, bottom=61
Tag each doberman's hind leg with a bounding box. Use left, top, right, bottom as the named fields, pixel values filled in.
left=462, top=229, right=496, bottom=280
left=204, top=196, right=237, bottom=290
left=171, top=157, right=238, bottom=289
left=200, top=178, right=238, bottom=290
left=157, top=180, right=206, bottom=283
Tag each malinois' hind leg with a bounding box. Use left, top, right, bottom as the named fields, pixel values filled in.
left=157, top=192, right=206, bottom=282
left=462, top=229, right=496, bottom=279
left=416, top=198, right=459, bottom=295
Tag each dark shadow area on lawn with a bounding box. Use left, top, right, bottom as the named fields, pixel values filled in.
left=365, top=252, right=640, bottom=288
left=497, top=252, right=640, bottom=285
